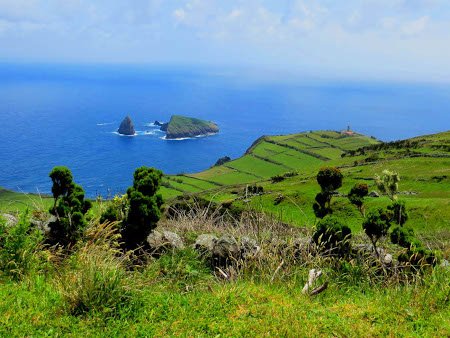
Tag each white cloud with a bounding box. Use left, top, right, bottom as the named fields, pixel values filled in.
left=401, top=15, right=429, bottom=36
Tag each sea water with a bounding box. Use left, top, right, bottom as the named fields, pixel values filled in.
left=1, top=63, right=449, bottom=197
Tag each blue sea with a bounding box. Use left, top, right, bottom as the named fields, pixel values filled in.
left=1, top=63, right=449, bottom=198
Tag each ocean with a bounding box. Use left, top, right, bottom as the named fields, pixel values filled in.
left=1, top=63, right=449, bottom=197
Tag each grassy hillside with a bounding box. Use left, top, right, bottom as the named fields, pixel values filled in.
left=161, top=130, right=379, bottom=195
left=161, top=130, right=450, bottom=252
left=0, top=188, right=52, bottom=213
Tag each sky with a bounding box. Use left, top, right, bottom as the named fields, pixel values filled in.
left=1, top=0, right=450, bottom=82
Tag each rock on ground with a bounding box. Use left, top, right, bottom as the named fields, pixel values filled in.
left=147, top=230, right=185, bottom=252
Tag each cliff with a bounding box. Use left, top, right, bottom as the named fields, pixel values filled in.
left=164, top=115, right=219, bottom=139
left=118, top=116, right=136, bottom=135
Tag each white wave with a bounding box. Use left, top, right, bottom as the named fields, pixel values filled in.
left=161, top=132, right=218, bottom=141
left=112, top=131, right=137, bottom=137
left=97, top=122, right=115, bottom=126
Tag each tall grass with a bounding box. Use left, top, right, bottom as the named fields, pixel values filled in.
left=0, top=212, right=49, bottom=280
left=54, top=222, right=140, bottom=317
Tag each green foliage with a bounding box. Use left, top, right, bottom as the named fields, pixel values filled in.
left=312, top=216, right=352, bottom=255
left=122, top=167, right=164, bottom=249
left=100, top=194, right=128, bottom=223
left=48, top=166, right=92, bottom=246
left=348, top=183, right=368, bottom=216
left=390, top=226, right=416, bottom=248
left=375, top=169, right=400, bottom=200
left=49, top=166, right=73, bottom=201
left=317, top=167, right=343, bottom=193
left=148, top=248, right=211, bottom=290
left=246, top=184, right=264, bottom=195
left=398, top=247, right=440, bottom=267
left=362, top=208, right=393, bottom=255
left=313, top=192, right=331, bottom=218
left=0, top=213, right=45, bottom=280
left=313, top=167, right=343, bottom=218
left=388, top=200, right=408, bottom=225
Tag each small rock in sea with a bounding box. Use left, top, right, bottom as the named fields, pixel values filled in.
left=118, top=116, right=136, bottom=135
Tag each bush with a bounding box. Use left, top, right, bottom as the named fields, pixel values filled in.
left=398, top=247, right=440, bottom=268
left=348, top=183, right=369, bottom=216
left=312, top=216, right=352, bottom=256
left=390, top=226, right=416, bottom=248
left=122, top=167, right=164, bottom=249
left=317, top=167, right=343, bottom=193
left=313, top=167, right=343, bottom=218
left=48, top=166, right=92, bottom=246
left=362, top=208, right=392, bottom=257
left=387, top=200, right=408, bottom=226
left=100, top=194, right=128, bottom=223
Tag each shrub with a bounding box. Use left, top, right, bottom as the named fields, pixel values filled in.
left=312, top=216, right=352, bottom=256
left=48, top=166, right=92, bottom=246
left=387, top=200, right=408, bottom=226
left=348, top=183, right=369, bottom=216
left=362, top=208, right=392, bottom=257
left=317, top=167, right=343, bottom=193
left=398, top=247, right=440, bottom=268
left=313, top=167, right=343, bottom=218
left=390, top=226, right=416, bottom=248
left=100, top=194, right=128, bottom=223
left=122, top=167, right=164, bottom=249
left=375, top=170, right=400, bottom=201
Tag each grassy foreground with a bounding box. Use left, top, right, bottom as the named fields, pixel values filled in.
left=0, top=212, right=449, bottom=337
left=1, top=270, right=449, bottom=337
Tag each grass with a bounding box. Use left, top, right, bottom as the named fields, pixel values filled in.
left=1, top=273, right=448, bottom=337
left=0, top=188, right=52, bottom=214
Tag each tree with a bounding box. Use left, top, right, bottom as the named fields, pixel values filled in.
left=48, top=166, right=92, bottom=246
left=348, top=183, right=369, bottom=216
left=375, top=170, right=400, bottom=201
left=121, top=167, right=164, bottom=249
left=387, top=200, right=408, bottom=226
left=362, top=208, right=393, bottom=258
left=312, top=216, right=352, bottom=256
left=313, top=167, right=343, bottom=218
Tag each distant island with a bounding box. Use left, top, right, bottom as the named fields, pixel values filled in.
left=117, top=116, right=136, bottom=136
left=156, top=115, right=219, bottom=139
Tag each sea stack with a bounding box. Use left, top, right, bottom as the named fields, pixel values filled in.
left=118, top=116, right=135, bottom=135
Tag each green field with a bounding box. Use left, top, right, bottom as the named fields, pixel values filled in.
left=160, top=130, right=450, bottom=248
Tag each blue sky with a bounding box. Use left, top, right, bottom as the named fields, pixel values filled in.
left=1, top=0, right=450, bottom=81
